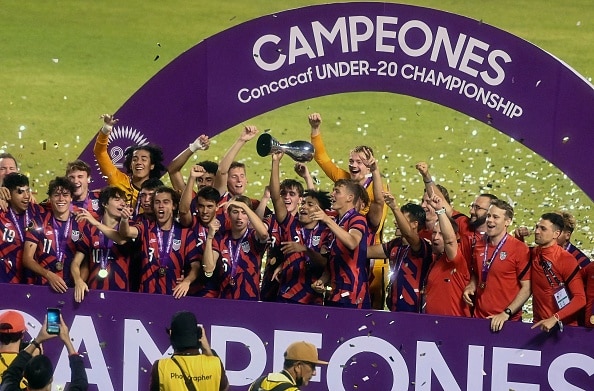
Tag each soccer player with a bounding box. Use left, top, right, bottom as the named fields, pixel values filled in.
left=65, top=159, right=102, bottom=219
left=310, top=179, right=370, bottom=309
left=463, top=200, right=531, bottom=332
left=166, top=134, right=211, bottom=192
left=213, top=125, right=260, bottom=208
left=202, top=196, right=269, bottom=300
left=23, top=177, right=84, bottom=292
left=71, top=186, right=133, bottom=302
left=424, top=195, right=471, bottom=316
left=119, top=186, right=200, bottom=297
left=367, top=192, right=432, bottom=312
left=0, top=173, right=44, bottom=283
left=269, top=151, right=330, bottom=304
left=308, top=113, right=387, bottom=310
left=530, top=213, right=585, bottom=332
left=178, top=170, right=223, bottom=297
left=93, top=114, right=166, bottom=206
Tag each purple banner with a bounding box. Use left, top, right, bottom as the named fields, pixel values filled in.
left=2, top=284, right=593, bottom=390
left=78, top=2, right=594, bottom=199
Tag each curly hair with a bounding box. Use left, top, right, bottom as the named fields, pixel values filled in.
left=123, top=144, right=166, bottom=179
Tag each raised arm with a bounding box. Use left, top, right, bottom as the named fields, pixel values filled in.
left=309, top=113, right=348, bottom=181
left=429, top=195, right=458, bottom=260
left=178, top=165, right=206, bottom=227
left=311, top=206, right=362, bottom=251
left=167, top=135, right=210, bottom=192
left=384, top=191, right=422, bottom=251
left=213, top=125, right=258, bottom=195
left=228, top=200, right=269, bottom=241
left=118, top=207, right=139, bottom=239
left=362, top=147, right=385, bottom=230
left=93, top=114, right=126, bottom=184
left=294, top=163, right=315, bottom=190
left=202, top=219, right=221, bottom=275
left=269, top=152, right=288, bottom=223
left=416, top=161, right=454, bottom=217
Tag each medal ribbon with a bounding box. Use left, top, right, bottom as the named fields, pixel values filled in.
left=539, top=254, right=563, bottom=287
left=228, top=229, right=249, bottom=278
left=52, top=216, right=72, bottom=264
left=97, top=228, right=115, bottom=272
left=481, top=234, right=508, bottom=284
left=156, top=225, right=175, bottom=268
left=362, top=175, right=373, bottom=189
left=8, top=207, right=29, bottom=242
left=392, top=244, right=410, bottom=283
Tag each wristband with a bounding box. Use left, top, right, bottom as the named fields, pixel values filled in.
left=100, top=124, right=112, bottom=135
left=504, top=308, right=513, bottom=319
left=189, top=139, right=204, bottom=153
left=435, top=208, right=446, bottom=215
left=423, top=179, right=433, bottom=184
left=30, top=339, right=41, bottom=351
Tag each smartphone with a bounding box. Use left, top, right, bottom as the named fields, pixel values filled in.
left=46, top=308, right=60, bottom=335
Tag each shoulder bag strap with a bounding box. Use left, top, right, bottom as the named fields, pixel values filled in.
left=170, top=356, right=198, bottom=391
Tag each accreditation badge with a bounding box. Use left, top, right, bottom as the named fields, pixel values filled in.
left=554, top=286, right=570, bottom=310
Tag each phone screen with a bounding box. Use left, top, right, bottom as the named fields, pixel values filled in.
left=46, top=308, right=60, bottom=335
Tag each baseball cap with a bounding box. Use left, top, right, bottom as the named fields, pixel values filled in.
left=285, top=341, right=328, bottom=365
left=24, top=355, right=53, bottom=389
left=168, top=311, right=201, bottom=351
left=0, top=310, right=26, bottom=333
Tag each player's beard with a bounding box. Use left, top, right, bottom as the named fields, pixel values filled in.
left=470, top=214, right=487, bottom=229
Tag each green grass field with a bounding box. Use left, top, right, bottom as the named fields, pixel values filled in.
left=2, top=0, right=594, bottom=251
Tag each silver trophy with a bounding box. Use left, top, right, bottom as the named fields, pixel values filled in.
left=256, top=133, right=315, bottom=163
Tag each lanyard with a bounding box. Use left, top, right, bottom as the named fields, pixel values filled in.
left=77, top=193, right=90, bottom=211
left=97, top=228, right=115, bottom=270
left=362, top=175, right=373, bottom=189
left=228, top=229, right=249, bottom=277
left=392, top=244, right=410, bottom=282
left=156, top=225, right=175, bottom=267
left=52, top=216, right=72, bottom=262
left=8, top=207, right=29, bottom=242
left=481, top=234, right=508, bottom=283
left=539, top=256, right=563, bottom=287
left=302, top=223, right=319, bottom=249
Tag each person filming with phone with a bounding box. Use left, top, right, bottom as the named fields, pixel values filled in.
left=0, top=309, right=88, bottom=391
left=149, top=311, right=229, bottom=391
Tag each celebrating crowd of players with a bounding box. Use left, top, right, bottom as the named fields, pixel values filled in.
left=0, top=112, right=593, bottom=333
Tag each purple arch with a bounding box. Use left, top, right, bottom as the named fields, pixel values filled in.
left=78, top=2, right=594, bottom=197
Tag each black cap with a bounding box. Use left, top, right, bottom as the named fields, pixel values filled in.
left=169, top=311, right=201, bottom=351
left=24, top=355, right=53, bottom=389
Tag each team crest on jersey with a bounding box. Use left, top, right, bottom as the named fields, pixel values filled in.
left=71, top=230, right=80, bottom=242
left=500, top=252, right=507, bottom=260
left=94, top=241, right=99, bottom=247
left=312, top=235, right=321, bottom=247
left=92, top=199, right=99, bottom=211
left=241, top=242, right=251, bottom=253
left=172, top=239, right=181, bottom=251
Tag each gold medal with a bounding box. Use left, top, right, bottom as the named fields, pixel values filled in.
left=98, top=269, right=108, bottom=279
left=55, top=261, right=63, bottom=271
left=158, top=267, right=167, bottom=276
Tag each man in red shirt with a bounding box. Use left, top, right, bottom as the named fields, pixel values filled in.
left=463, top=200, right=531, bottom=332
left=530, top=213, right=586, bottom=332
left=424, top=195, right=471, bottom=317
